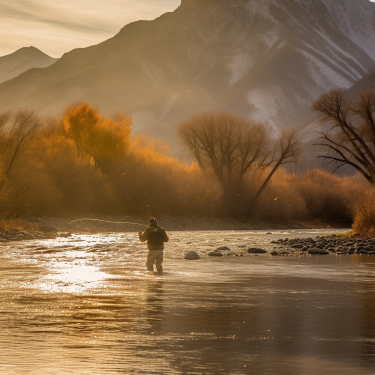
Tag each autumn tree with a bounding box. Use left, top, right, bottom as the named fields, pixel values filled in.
left=178, top=112, right=270, bottom=201
left=64, top=103, right=132, bottom=171
left=250, top=129, right=301, bottom=205
left=312, top=89, right=375, bottom=184
left=0, top=110, right=41, bottom=197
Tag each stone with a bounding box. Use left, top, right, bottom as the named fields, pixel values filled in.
left=270, top=251, right=279, bottom=256
left=184, top=251, right=200, bottom=260
left=291, top=244, right=303, bottom=249
left=208, top=250, right=223, bottom=257
left=248, top=248, right=267, bottom=254
left=308, top=248, right=330, bottom=255
left=217, top=246, right=230, bottom=251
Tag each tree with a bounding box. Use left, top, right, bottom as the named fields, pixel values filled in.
left=178, top=112, right=270, bottom=203
left=64, top=104, right=132, bottom=170
left=0, top=110, right=41, bottom=196
left=250, top=129, right=301, bottom=205
left=312, top=89, right=375, bottom=184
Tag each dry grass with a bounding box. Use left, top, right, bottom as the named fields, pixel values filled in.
left=0, top=219, right=40, bottom=232
left=352, top=189, right=375, bottom=236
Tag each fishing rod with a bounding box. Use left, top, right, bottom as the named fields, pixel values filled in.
left=69, top=218, right=148, bottom=227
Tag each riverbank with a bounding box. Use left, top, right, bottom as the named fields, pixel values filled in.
left=0, top=215, right=353, bottom=243
left=0, top=215, right=352, bottom=236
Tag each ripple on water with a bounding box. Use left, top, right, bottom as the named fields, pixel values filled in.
left=1, top=229, right=375, bottom=374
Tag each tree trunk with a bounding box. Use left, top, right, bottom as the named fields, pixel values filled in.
left=249, top=161, right=281, bottom=209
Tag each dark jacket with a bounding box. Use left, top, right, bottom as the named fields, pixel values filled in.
left=139, top=224, right=169, bottom=250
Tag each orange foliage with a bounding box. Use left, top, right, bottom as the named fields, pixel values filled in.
left=64, top=104, right=131, bottom=169
left=352, top=189, right=375, bottom=236
left=0, top=103, right=370, bottom=225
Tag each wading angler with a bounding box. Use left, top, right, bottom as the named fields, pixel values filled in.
left=139, top=218, right=169, bottom=273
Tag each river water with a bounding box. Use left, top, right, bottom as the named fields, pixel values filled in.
left=1, top=229, right=375, bottom=375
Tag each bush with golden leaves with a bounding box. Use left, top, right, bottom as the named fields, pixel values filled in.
left=352, top=190, right=375, bottom=237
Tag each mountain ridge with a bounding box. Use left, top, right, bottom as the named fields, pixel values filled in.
left=0, top=46, right=58, bottom=85
left=0, top=0, right=375, bottom=153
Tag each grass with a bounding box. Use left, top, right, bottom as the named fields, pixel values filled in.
left=322, top=231, right=353, bottom=238
left=0, top=219, right=40, bottom=233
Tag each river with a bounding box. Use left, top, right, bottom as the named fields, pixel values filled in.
left=1, top=229, right=375, bottom=374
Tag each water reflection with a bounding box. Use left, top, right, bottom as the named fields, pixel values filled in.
left=1, top=230, right=375, bottom=374
left=144, top=281, right=164, bottom=333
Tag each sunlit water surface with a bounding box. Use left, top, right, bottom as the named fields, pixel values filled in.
left=1, top=229, right=375, bottom=374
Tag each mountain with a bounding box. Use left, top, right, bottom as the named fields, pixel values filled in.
left=348, top=69, right=375, bottom=97
left=0, top=0, right=375, bottom=153
left=0, top=47, right=58, bottom=84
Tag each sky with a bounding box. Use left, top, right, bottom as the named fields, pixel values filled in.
left=0, top=0, right=181, bottom=58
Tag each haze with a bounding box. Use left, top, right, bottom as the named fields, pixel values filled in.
left=0, top=0, right=181, bottom=57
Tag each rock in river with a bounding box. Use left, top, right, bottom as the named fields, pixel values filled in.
left=217, top=246, right=230, bottom=251
left=308, top=248, right=330, bottom=255
left=184, top=251, right=200, bottom=260
left=248, top=248, right=267, bottom=254
left=208, top=250, right=223, bottom=257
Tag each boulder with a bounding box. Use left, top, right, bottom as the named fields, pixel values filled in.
left=184, top=251, right=200, bottom=260
left=248, top=248, right=267, bottom=254
left=291, top=244, right=303, bottom=249
left=217, top=246, right=230, bottom=251
left=308, top=248, right=330, bottom=255
left=208, top=250, right=223, bottom=257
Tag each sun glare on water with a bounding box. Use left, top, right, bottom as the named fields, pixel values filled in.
left=40, top=252, right=111, bottom=294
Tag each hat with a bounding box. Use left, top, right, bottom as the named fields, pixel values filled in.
left=149, top=217, right=157, bottom=224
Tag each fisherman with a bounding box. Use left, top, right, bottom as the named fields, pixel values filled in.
left=138, top=217, right=169, bottom=273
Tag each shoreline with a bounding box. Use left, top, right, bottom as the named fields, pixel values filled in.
left=0, top=215, right=352, bottom=238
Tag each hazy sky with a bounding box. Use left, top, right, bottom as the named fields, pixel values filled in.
left=0, top=0, right=181, bottom=58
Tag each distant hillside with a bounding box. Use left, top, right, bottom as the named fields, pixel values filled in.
left=0, top=47, right=58, bottom=84
left=348, top=69, right=375, bottom=97
left=0, top=0, right=375, bottom=154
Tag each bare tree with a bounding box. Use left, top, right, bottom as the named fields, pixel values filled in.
left=250, top=129, right=301, bottom=205
left=178, top=112, right=301, bottom=215
left=178, top=112, right=270, bottom=201
left=0, top=110, right=41, bottom=196
left=312, top=89, right=375, bottom=184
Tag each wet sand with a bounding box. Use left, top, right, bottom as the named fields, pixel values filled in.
left=1, top=229, right=375, bottom=374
